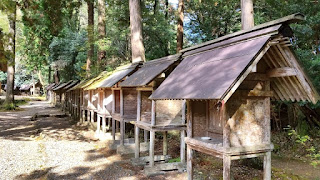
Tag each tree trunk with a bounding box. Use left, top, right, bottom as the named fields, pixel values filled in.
left=241, top=0, right=254, bottom=30
left=54, top=69, right=60, bottom=84
left=86, top=0, right=94, bottom=76
left=176, top=0, right=184, bottom=53
left=154, top=0, right=158, bottom=15
left=37, top=70, right=44, bottom=86
left=165, top=0, right=169, bottom=19
left=48, top=65, right=51, bottom=84
left=97, top=0, right=106, bottom=69
left=129, top=0, right=145, bottom=63
left=5, top=3, right=16, bottom=105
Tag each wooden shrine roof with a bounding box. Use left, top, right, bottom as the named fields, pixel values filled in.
left=53, top=80, right=73, bottom=91
left=150, top=14, right=319, bottom=104
left=97, top=63, right=139, bottom=88
left=63, top=80, right=80, bottom=91
left=120, top=54, right=180, bottom=87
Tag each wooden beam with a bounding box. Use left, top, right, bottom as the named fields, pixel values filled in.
left=136, top=87, right=153, bottom=91
left=163, top=131, right=168, bottom=156
left=267, top=67, right=297, bottom=77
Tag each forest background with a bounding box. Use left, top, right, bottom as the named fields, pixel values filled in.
left=0, top=0, right=320, bottom=142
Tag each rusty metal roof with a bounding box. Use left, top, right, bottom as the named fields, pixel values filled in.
left=97, top=63, right=139, bottom=88
left=120, top=54, right=180, bottom=87
left=150, top=35, right=271, bottom=100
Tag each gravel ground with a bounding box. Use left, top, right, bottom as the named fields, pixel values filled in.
left=0, top=100, right=186, bottom=180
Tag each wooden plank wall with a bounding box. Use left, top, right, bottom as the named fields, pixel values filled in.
left=114, top=90, right=120, bottom=113
left=104, top=89, right=113, bottom=114
left=191, top=101, right=207, bottom=137
left=141, top=91, right=152, bottom=123
left=123, top=88, right=137, bottom=118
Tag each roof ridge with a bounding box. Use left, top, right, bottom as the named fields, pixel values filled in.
left=181, top=13, right=304, bottom=53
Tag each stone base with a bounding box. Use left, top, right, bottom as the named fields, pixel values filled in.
left=116, top=141, right=149, bottom=155
left=131, top=155, right=171, bottom=166
left=144, top=162, right=186, bottom=176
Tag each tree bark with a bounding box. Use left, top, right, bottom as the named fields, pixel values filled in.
left=129, top=0, right=145, bottom=63
left=5, top=2, right=16, bottom=105
left=176, top=0, right=184, bottom=53
left=54, top=69, right=60, bottom=84
left=97, top=0, right=106, bottom=69
left=241, top=0, right=254, bottom=30
left=86, top=0, right=94, bottom=76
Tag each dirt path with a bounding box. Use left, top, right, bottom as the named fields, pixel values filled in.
left=0, top=99, right=318, bottom=180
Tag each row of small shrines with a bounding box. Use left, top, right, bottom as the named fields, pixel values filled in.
left=47, top=14, right=319, bottom=180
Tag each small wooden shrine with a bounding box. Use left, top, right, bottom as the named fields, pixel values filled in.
left=150, top=14, right=319, bottom=180
left=63, top=80, right=80, bottom=115
left=97, top=63, right=141, bottom=150
left=52, top=81, right=73, bottom=107
left=120, top=54, right=186, bottom=170
left=83, top=72, right=113, bottom=136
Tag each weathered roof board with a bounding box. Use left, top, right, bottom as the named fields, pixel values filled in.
left=120, top=55, right=180, bottom=87
left=84, top=71, right=113, bottom=90
left=53, top=80, right=73, bottom=91
left=48, top=83, right=59, bottom=90
left=68, top=80, right=89, bottom=91
left=98, top=63, right=139, bottom=88
left=151, top=35, right=271, bottom=100
left=63, top=80, right=80, bottom=91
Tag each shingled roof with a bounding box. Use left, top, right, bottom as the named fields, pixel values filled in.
left=150, top=14, right=319, bottom=104
left=120, top=54, right=180, bottom=87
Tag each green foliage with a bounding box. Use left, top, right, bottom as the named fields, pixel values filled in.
left=285, top=126, right=320, bottom=167
left=49, top=28, right=87, bottom=81
left=185, top=0, right=241, bottom=45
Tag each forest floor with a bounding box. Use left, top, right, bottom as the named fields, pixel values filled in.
left=0, top=97, right=319, bottom=180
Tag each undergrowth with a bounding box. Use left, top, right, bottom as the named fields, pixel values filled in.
left=272, top=126, right=320, bottom=167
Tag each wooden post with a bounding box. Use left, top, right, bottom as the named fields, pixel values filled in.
left=112, top=118, right=115, bottom=140
left=150, top=130, right=155, bottom=167
left=223, top=155, right=231, bottom=180
left=120, top=89, right=124, bottom=146
left=91, top=110, right=94, bottom=123
left=102, top=115, right=106, bottom=133
left=151, top=100, right=156, bottom=126
left=135, top=90, right=141, bottom=158
left=181, top=99, right=186, bottom=163
left=263, top=151, right=271, bottom=180
left=186, top=100, right=193, bottom=180
left=187, top=145, right=193, bottom=180
left=107, top=118, right=111, bottom=130
left=96, top=115, right=101, bottom=134
left=144, top=130, right=148, bottom=142
left=163, top=131, right=168, bottom=156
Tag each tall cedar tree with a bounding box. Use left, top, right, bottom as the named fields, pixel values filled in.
left=86, top=0, right=94, bottom=76
left=97, top=0, right=106, bottom=68
left=129, top=0, right=145, bottom=63
left=5, top=2, right=16, bottom=105
left=241, top=0, right=254, bottom=30
left=176, top=0, right=184, bottom=52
